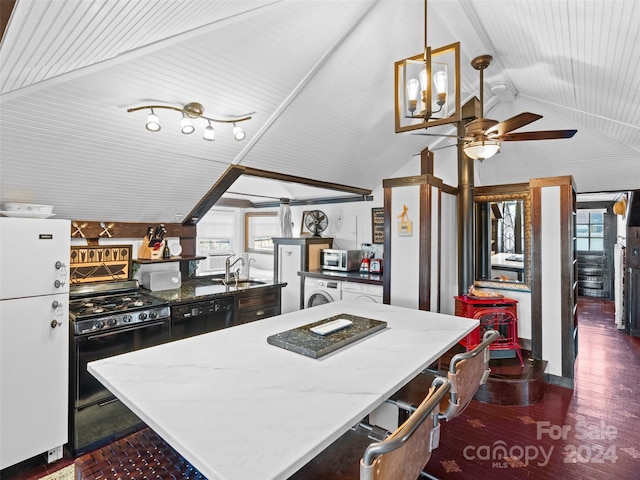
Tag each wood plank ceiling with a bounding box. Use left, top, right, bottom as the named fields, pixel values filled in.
left=0, top=0, right=638, bottom=223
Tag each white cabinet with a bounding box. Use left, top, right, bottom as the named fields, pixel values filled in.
left=273, top=237, right=333, bottom=314
left=277, top=243, right=302, bottom=314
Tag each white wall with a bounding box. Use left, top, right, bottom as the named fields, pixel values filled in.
left=440, top=191, right=458, bottom=315
left=388, top=185, right=421, bottom=309
left=540, top=186, right=563, bottom=377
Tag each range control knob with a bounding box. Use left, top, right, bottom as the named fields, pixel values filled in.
left=138, top=312, right=148, bottom=320
left=107, top=318, right=118, bottom=327
left=95, top=320, right=105, bottom=330
left=148, top=311, right=158, bottom=319
left=122, top=315, right=132, bottom=324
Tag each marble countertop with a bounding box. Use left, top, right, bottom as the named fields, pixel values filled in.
left=144, top=276, right=286, bottom=304
left=88, top=301, right=477, bottom=480
left=491, top=252, right=524, bottom=270
left=298, top=268, right=383, bottom=285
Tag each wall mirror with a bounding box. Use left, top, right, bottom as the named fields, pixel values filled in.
left=474, top=189, right=531, bottom=291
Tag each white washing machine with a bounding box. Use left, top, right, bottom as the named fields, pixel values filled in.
left=304, top=277, right=341, bottom=308
left=341, top=282, right=384, bottom=303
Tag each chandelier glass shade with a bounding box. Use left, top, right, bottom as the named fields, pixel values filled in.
left=128, top=102, right=251, bottom=142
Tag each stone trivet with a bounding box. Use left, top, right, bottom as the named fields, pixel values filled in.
left=267, top=313, right=387, bottom=358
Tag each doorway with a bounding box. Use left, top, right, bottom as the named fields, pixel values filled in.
left=576, top=204, right=617, bottom=300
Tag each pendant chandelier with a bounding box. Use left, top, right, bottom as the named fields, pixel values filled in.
left=127, top=102, right=251, bottom=142
left=394, top=0, right=461, bottom=133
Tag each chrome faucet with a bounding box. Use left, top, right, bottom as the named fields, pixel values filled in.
left=248, top=258, right=256, bottom=278
left=225, top=255, right=245, bottom=283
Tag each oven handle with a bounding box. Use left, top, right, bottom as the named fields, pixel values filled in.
left=86, top=321, right=168, bottom=341
left=98, top=398, right=119, bottom=407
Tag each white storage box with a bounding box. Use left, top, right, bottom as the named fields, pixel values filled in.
left=142, top=271, right=181, bottom=291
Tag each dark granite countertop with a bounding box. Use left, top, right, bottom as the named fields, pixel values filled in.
left=267, top=313, right=387, bottom=358
left=144, top=276, right=286, bottom=305
left=298, top=269, right=383, bottom=285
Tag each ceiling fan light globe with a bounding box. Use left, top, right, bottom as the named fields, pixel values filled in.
left=464, top=139, right=501, bottom=160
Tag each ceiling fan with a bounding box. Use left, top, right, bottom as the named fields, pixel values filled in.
left=415, top=55, right=577, bottom=160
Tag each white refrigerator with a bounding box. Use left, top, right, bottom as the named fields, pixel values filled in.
left=0, top=217, right=70, bottom=469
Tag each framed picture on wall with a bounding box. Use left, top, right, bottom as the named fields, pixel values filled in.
left=371, top=207, right=384, bottom=244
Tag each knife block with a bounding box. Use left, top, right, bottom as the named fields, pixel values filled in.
left=138, top=236, right=164, bottom=260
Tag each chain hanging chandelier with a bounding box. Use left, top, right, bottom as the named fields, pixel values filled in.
left=394, top=0, right=461, bottom=133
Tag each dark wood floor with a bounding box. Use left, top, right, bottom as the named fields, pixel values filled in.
left=424, top=297, right=640, bottom=479
left=3, top=296, right=639, bottom=479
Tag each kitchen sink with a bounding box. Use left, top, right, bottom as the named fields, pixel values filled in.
left=202, top=278, right=267, bottom=288
left=232, top=280, right=267, bottom=287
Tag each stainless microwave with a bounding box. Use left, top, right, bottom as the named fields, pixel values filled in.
left=320, top=249, right=361, bottom=272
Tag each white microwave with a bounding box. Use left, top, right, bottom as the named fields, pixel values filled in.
left=320, top=249, right=361, bottom=271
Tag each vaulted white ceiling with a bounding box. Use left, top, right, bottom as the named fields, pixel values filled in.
left=1, top=0, right=638, bottom=223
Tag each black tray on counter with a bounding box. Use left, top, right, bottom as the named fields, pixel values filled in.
left=267, top=313, right=387, bottom=359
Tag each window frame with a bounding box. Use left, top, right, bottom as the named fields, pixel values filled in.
left=576, top=209, right=605, bottom=252
left=244, top=211, right=278, bottom=254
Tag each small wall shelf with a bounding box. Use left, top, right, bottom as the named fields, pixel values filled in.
left=132, top=255, right=206, bottom=264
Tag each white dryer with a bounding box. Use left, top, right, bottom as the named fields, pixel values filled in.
left=304, top=277, right=341, bottom=308
left=341, top=282, right=383, bottom=303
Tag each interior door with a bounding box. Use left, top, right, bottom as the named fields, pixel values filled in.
left=576, top=206, right=616, bottom=300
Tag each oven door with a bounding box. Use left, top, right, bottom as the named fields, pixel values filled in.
left=74, top=319, right=171, bottom=409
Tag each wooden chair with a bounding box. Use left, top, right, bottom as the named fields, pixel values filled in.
left=288, top=378, right=451, bottom=480
left=389, top=330, right=500, bottom=423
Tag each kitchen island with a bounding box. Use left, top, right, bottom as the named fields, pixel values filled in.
left=88, top=300, right=477, bottom=480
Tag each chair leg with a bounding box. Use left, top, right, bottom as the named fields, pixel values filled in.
left=419, top=470, right=440, bottom=479
left=515, top=346, right=524, bottom=367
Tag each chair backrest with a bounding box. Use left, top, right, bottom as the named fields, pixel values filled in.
left=360, top=379, right=450, bottom=480
left=440, top=329, right=500, bottom=421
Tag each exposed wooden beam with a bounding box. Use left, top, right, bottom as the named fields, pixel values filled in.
left=185, top=164, right=373, bottom=223
left=0, top=0, right=16, bottom=42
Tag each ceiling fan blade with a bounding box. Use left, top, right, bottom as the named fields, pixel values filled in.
left=412, top=143, right=457, bottom=155
left=485, top=112, right=543, bottom=137
left=498, top=129, right=578, bottom=141
left=431, top=143, right=458, bottom=151
left=411, top=132, right=459, bottom=138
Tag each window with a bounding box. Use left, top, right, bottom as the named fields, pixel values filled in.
left=197, top=210, right=237, bottom=256
left=245, top=212, right=279, bottom=253
left=576, top=210, right=604, bottom=251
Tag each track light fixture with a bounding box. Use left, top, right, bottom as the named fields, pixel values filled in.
left=180, top=114, right=195, bottom=135
left=127, top=102, right=251, bottom=142
left=232, top=123, right=246, bottom=141
left=203, top=120, right=215, bottom=141
left=145, top=109, right=161, bottom=132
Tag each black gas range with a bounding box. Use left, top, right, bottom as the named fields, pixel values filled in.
left=68, top=280, right=171, bottom=454
left=69, top=280, right=170, bottom=334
